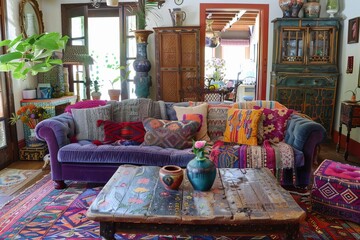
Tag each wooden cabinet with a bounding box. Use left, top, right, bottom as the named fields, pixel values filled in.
left=271, top=18, right=341, bottom=134
left=154, top=26, right=201, bottom=102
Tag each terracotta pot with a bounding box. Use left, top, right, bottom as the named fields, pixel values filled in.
left=91, top=92, right=101, bottom=100
left=108, top=89, right=121, bottom=101
left=159, top=165, right=184, bottom=190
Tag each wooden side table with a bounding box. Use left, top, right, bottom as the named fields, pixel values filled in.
left=336, top=101, right=360, bottom=160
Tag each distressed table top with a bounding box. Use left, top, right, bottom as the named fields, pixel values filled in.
left=87, top=165, right=306, bottom=227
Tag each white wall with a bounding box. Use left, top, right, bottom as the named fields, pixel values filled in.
left=6, top=0, right=38, bottom=141
left=335, top=0, right=360, bottom=143
left=7, top=0, right=360, bottom=144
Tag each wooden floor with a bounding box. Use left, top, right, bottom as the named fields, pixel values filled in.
left=0, top=140, right=358, bottom=208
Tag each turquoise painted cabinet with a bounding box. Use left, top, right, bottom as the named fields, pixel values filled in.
left=271, top=18, right=341, bottom=135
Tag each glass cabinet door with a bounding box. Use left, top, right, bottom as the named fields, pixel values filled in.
left=308, top=27, right=334, bottom=64
left=280, top=28, right=306, bottom=64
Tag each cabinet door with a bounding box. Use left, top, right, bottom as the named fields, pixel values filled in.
left=179, top=31, right=200, bottom=97
left=276, top=88, right=305, bottom=112
left=156, top=27, right=200, bottom=102
left=304, top=88, right=335, bottom=133
left=308, top=27, right=335, bottom=64
left=279, top=28, right=306, bottom=64
left=158, top=32, right=181, bottom=102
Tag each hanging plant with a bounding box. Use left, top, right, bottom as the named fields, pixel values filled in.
left=0, top=32, right=68, bottom=80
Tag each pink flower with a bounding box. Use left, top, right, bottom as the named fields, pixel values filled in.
left=194, top=140, right=206, bottom=149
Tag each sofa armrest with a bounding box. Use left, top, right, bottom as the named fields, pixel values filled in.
left=35, top=112, right=75, bottom=148
left=285, top=114, right=326, bottom=186
left=35, top=113, right=75, bottom=170
left=285, top=114, right=326, bottom=151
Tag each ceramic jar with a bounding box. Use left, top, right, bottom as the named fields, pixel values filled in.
left=186, top=155, right=216, bottom=191
left=303, top=1, right=321, bottom=18
left=159, top=165, right=184, bottom=190
left=279, top=0, right=304, bottom=18
left=326, top=0, right=339, bottom=18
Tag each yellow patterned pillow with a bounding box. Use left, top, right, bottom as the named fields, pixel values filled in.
left=224, top=108, right=263, bottom=146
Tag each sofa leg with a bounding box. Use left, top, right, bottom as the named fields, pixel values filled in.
left=54, top=180, right=66, bottom=189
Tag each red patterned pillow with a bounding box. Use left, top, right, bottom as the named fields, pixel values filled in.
left=97, top=120, right=145, bottom=144
left=254, top=107, right=293, bottom=143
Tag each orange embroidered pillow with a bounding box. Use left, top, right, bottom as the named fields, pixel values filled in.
left=223, top=108, right=263, bottom=146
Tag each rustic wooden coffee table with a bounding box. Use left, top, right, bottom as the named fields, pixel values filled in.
left=87, top=165, right=306, bottom=240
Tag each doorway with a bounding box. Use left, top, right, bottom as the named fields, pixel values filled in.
left=200, top=3, right=269, bottom=100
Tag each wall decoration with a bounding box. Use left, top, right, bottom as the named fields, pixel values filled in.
left=348, top=17, right=359, bottom=44
left=346, top=56, right=354, bottom=74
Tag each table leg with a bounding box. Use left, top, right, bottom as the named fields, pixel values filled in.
left=336, top=123, right=342, bottom=153
left=285, top=225, right=300, bottom=240
left=344, top=126, right=351, bottom=161
left=100, top=222, right=115, bottom=240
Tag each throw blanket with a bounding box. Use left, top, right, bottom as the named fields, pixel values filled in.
left=111, top=98, right=167, bottom=122
left=233, top=100, right=287, bottom=109
left=210, top=140, right=295, bottom=183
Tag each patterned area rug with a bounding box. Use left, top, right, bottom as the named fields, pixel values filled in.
left=0, top=168, right=42, bottom=208
left=0, top=175, right=359, bottom=239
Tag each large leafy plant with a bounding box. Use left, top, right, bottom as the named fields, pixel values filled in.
left=0, top=32, right=68, bottom=80
left=131, top=0, right=161, bottom=30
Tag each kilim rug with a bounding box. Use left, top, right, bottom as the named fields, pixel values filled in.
left=0, top=174, right=359, bottom=239
left=0, top=168, right=42, bottom=208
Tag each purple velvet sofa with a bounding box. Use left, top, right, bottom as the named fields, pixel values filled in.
left=35, top=99, right=326, bottom=189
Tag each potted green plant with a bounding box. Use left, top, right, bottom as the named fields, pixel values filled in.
left=0, top=32, right=68, bottom=80
left=345, top=87, right=359, bottom=102
left=91, top=79, right=102, bottom=100
left=107, top=63, right=131, bottom=101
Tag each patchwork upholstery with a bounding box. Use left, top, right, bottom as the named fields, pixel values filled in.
left=311, top=159, right=360, bottom=224
left=210, top=140, right=304, bottom=185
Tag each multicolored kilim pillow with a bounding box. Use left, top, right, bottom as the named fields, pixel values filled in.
left=207, top=103, right=232, bottom=142
left=223, top=108, right=263, bottom=146
left=97, top=120, right=145, bottom=144
left=254, top=107, right=293, bottom=143
left=142, top=118, right=200, bottom=149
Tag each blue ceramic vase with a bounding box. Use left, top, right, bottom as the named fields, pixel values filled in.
left=186, top=153, right=216, bottom=191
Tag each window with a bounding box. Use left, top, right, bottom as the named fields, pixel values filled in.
left=61, top=3, right=137, bottom=100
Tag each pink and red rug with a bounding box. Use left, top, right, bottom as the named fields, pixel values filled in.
left=0, top=174, right=359, bottom=239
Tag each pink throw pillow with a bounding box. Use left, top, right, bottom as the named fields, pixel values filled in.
left=254, top=106, right=293, bottom=143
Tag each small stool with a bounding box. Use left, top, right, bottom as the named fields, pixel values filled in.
left=311, top=159, right=360, bottom=224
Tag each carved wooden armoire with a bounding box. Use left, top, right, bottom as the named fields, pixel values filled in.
left=154, top=26, right=201, bottom=102
left=271, top=18, right=341, bottom=135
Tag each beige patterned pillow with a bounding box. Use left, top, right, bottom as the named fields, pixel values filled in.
left=173, top=103, right=210, bottom=141
left=72, top=104, right=112, bottom=141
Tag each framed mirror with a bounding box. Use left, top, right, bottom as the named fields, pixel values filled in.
left=19, top=0, right=44, bottom=38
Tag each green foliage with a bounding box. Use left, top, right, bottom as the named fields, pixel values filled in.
left=91, top=79, right=101, bottom=93
left=129, top=0, right=161, bottom=30
left=0, top=32, right=68, bottom=80
left=108, top=63, right=131, bottom=89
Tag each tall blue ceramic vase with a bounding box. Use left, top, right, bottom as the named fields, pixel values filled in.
left=186, top=152, right=216, bottom=191
left=133, top=30, right=153, bottom=98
